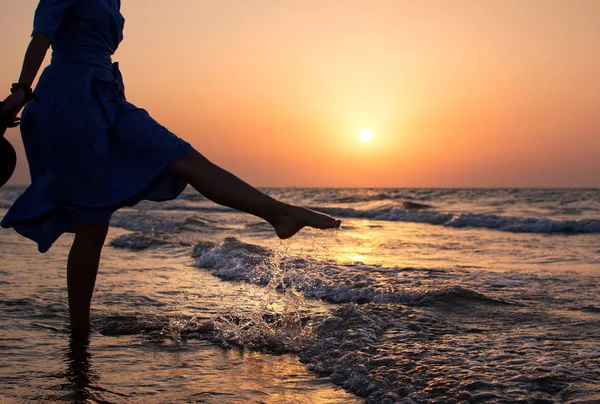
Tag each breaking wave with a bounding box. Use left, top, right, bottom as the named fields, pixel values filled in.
left=315, top=205, right=600, bottom=234
left=191, top=238, right=509, bottom=306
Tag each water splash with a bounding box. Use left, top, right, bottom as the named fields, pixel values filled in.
left=210, top=238, right=316, bottom=353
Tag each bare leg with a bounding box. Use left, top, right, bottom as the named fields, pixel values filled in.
left=67, top=222, right=109, bottom=338
left=169, top=150, right=341, bottom=238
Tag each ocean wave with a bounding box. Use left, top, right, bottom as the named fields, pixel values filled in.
left=131, top=201, right=236, bottom=213
left=95, top=314, right=214, bottom=342
left=109, top=232, right=172, bottom=250
left=416, top=286, right=514, bottom=306
left=110, top=211, right=186, bottom=232
left=576, top=305, right=600, bottom=313
left=191, top=238, right=507, bottom=306
left=299, top=301, right=582, bottom=403
left=189, top=237, right=595, bottom=403
left=175, top=193, right=206, bottom=202
left=95, top=310, right=313, bottom=353
left=314, top=205, right=600, bottom=234
left=109, top=215, right=224, bottom=250
left=96, top=314, right=168, bottom=337
left=110, top=211, right=223, bottom=232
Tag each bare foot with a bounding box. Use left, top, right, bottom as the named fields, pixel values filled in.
left=270, top=205, right=341, bottom=239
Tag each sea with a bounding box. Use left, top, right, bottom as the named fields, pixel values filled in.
left=0, top=187, right=599, bottom=403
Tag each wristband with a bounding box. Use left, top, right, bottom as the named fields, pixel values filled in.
left=10, top=83, right=38, bottom=102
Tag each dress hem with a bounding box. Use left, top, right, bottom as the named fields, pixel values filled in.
left=1, top=144, right=194, bottom=253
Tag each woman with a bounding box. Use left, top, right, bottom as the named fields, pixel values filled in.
left=1, top=0, right=340, bottom=337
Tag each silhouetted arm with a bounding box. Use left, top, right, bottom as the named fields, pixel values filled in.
left=18, top=33, right=51, bottom=87
left=2, top=34, right=50, bottom=115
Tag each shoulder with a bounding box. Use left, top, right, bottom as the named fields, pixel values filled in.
left=35, top=0, right=81, bottom=16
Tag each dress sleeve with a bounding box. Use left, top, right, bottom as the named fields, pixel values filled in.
left=31, top=0, right=79, bottom=44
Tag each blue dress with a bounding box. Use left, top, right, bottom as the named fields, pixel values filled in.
left=1, top=0, right=194, bottom=252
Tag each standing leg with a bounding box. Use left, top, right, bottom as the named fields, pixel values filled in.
left=67, top=222, right=109, bottom=338
left=169, top=150, right=341, bottom=238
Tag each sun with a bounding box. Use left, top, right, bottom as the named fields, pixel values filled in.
left=359, top=128, right=373, bottom=142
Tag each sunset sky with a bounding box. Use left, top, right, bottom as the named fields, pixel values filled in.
left=1, top=0, right=599, bottom=187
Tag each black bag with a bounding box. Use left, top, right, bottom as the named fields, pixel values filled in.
left=0, top=101, right=17, bottom=188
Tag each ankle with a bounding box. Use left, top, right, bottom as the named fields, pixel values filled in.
left=70, top=315, right=91, bottom=336
left=265, top=202, right=292, bottom=224
left=70, top=325, right=91, bottom=340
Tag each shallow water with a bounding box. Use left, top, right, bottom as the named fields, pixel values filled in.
left=1, top=188, right=599, bottom=403
left=0, top=227, right=359, bottom=403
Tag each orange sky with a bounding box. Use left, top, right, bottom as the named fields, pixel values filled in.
left=2, top=0, right=599, bottom=187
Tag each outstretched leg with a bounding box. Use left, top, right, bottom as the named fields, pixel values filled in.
left=67, top=222, right=109, bottom=338
left=169, top=150, right=340, bottom=238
